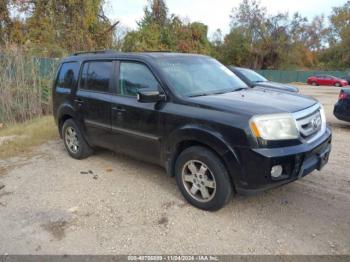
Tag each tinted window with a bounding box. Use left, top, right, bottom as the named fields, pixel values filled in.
left=80, top=61, right=112, bottom=92
left=119, top=62, right=159, bottom=96
left=56, top=62, right=80, bottom=89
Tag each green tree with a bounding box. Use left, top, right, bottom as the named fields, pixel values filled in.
left=123, top=0, right=211, bottom=54
left=0, top=0, right=11, bottom=44
left=225, top=0, right=321, bottom=69
left=139, top=0, right=168, bottom=27
left=318, top=1, right=350, bottom=69
left=9, top=0, right=115, bottom=56
left=217, top=28, right=251, bottom=66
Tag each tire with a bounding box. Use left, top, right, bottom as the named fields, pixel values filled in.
left=62, top=119, right=93, bottom=159
left=311, top=82, right=317, bottom=86
left=335, top=82, right=341, bottom=87
left=175, top=146, right=233, bottom=211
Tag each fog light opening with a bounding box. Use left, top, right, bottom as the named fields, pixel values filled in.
left=271, top=165, right=283, bottom=178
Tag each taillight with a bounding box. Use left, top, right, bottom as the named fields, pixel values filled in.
left=339, top=91, right=348, bottom=100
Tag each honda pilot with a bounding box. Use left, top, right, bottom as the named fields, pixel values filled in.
left=52, top=51, right=332, bottom=211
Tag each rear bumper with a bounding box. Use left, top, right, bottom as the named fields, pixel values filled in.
left=234, top=128, right=332, bottom=194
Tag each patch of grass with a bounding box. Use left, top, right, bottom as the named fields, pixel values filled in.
left=0, top=116, right=58, bottom=159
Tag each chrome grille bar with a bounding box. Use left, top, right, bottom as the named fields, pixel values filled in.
left=292, top=103, right=326, bottom=143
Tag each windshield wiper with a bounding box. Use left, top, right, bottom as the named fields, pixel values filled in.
left=233, top=87, right=248, bottom=92
left=188, top=92, right=211, bottom=97
left=188, top=90, right=229, bottom=97
left=188, top=88, right=247, bottom=97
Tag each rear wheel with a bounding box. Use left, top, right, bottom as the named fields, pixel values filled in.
left=62, top=119, right=93, bottom=159
left=175, top=146, right=233, bottom=211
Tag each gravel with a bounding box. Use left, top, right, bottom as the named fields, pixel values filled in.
left=0, top=84, right=349, bottom=255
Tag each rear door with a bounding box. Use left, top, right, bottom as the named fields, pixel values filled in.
left=110, top=61, right=164, bottom=164
left=74, top=60, right=115, bottom=149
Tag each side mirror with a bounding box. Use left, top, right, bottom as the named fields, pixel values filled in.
left=137, top=88, right=166, bottom=103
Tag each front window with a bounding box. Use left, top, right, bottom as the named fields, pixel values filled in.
left=119, top=62, right=159, bottom=97
left=155, top=56, right=247, bottom=97
left=237, top=68, right=268, bottom=83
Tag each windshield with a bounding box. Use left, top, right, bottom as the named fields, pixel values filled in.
left=156, top=56, right=247, bottom=97
left=238, top=68, right=268, bottom=83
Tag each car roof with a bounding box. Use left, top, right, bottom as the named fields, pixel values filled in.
left=61, top=50, right=208, bottom=63
left=313, top=75, right=335, bottom=77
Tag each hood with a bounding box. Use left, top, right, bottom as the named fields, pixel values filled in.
left=188, top=88, right=317, bottom=116
left=254, top=81, right=299, bottom=93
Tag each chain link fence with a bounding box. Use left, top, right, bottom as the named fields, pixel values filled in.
left=256, top=69, right=350, bottom=83
left=0, top=52, right=59, bottom=124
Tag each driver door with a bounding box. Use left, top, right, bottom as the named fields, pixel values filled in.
left=110, top=61, right=164, bottom=164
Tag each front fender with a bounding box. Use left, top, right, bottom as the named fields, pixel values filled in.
left=165, top=125, right=237, bottom=156
left=163, top=125, right=242, bottom=187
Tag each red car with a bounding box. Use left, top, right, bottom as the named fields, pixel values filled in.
left=307, top=75, right=348, bottom=87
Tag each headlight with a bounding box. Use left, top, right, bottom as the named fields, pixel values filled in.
left=250, top=113, right=299, bottom=140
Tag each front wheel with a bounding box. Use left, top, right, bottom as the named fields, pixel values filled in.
left=335, top=82, right=341, bottom=87
left=312, top=82, right=317, bottom=86
left=175, top=146, right=233, bottom=211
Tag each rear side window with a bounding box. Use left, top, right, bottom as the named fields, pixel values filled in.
left=56, top=62, right=80, bottom=89
left=119, top=62, right=159, bottom=96
left=80, top=61, right=112, bottom=92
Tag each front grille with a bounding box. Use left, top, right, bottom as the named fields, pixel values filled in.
left=297, top=110, right=322, bottom=138
left=293, top=104, right=325, bottom=143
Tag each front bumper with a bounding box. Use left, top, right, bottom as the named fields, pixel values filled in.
left=235, top=128, right=332, bottom=194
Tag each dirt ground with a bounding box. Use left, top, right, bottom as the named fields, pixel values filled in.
left=0, top=84, right=349, bottom=255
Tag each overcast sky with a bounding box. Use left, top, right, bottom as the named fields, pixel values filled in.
left=106, top=0, right=346, bottom=36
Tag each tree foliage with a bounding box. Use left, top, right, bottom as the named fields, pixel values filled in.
left=0, top=0, right=349, bottom=70
left=122, top=0, right=211, bottom=54
left=2, top=0, right=115, bottom=56
left=0, top=0, right=12, bottom=44
left=213, top=0, right=321, bottom=69
left=318, top=1, right=350, bottom=69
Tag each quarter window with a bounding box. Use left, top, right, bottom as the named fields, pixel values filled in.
left=80, top=61, right=112, bottom=92
left=56, top=62, right=80, bottom=89
left=119, top=62, right=159, bottom=96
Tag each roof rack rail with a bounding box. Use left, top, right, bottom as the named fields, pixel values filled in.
left=71, top=50, right=116, bottom=56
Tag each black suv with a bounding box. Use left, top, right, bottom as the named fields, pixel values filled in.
left=53, top=51, right=332, bottom=211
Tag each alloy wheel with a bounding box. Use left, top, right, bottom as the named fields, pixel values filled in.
left=181, top=160, right=216, bottom=203
left=65, top=126, right=79, bottom=154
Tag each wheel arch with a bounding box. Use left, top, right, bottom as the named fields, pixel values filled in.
left=56, top=104, right=77, bottom=138
left=164, top=126, right=242, bottom=190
